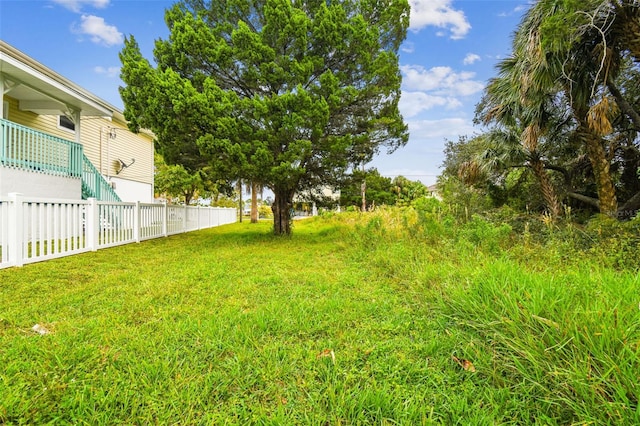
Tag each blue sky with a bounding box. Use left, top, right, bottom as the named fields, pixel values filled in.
left=0, top=0, right=530, bottom=186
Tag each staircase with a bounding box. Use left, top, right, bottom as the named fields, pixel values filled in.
left=81, top=155, right=121, bottom=202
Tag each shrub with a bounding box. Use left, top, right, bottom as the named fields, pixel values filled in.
left=458, top=214, right=513, bottom=253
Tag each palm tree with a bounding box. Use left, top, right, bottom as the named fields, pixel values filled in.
left=486, top=0, right=625, bottom=216
left=477, top=47, right=563, bottom=218
left=536, top=0, right=640, bottom=215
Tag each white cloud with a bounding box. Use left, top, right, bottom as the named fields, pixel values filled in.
left=408, top=0, right=471, bottom=39
left=401, top=42, right=415, bottom=54
left=401, top=64, right=485, bottom=96
left=498, top=3, right=530, bottom=17
left=74, top=14, right=123, bottom=46
left=94, top=65, right=120, bottom=77
left=407, top=118, right=476, bottom=140
left=52, top=0, right=110, bottom=13
left=399, top=91, right=461, bottom=118
left=463, top=53, right=481, bottom=65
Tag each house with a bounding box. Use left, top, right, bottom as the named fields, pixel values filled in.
left=0, top=40, right=154, bottom=202
left=427, top=184, right=442, bottom=200
left=294, top=186, right=341, bottom=215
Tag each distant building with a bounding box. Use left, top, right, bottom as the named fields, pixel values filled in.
left=427, top=184, right=442, bottom=200
left=294, top=186, right=341, bottom=215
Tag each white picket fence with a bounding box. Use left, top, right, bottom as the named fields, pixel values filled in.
left=0, top=193, right=237, bottom=269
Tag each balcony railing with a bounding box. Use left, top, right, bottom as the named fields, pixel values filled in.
left=0, top=117, right=83, bottom=177
left=1, top=117, right=120, bottom=202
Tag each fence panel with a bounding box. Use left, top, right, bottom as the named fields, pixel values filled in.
left=0, top=195, right=236, bottom=269
left=21, top=199, right=89, bottom=265
left=0, top=198, right=9, bottom=268
left=219, top=207, right=236, bottom=225
left=139, top=203, right=165, bottom=241
left=167, top=205, right=185, bottom=235
left=97, top=202, right=136, bottom=249
left=185, top=207, right=199, bottom=232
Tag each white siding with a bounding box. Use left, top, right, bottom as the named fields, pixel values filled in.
left=0, top=168, right=81, bottom=199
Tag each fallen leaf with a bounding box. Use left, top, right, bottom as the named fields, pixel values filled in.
left=317, top=349, right=336, bottom=363
left=452, top=355, right=476, bottom=372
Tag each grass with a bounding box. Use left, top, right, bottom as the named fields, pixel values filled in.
left=1, top=209, right=639, bottom=424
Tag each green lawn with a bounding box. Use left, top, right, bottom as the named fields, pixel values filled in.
left=1, top=211, right=638, bottom=424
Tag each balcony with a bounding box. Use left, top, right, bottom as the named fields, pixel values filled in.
left=0, top=117, right=120, bottom=201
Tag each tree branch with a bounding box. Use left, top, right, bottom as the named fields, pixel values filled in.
left=567, top=191, right=600, bottom=208
left=543, top=163, right=572, bottom=187
left=606, top=78, right=640, bottom=131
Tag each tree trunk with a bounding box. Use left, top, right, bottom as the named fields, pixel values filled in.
left=237, top=179, right=243, bottom=223
left=272, top=189, right=294, bottom=235
left=578, top=123, right=618, bottom=216
left=530, top=158, right=561, bottom=218
left=606, top=79, right=640, bottom=131
left=615, top=2, right=640, bottom=63
left=617, top=190, right=640, bottom=220
left=250, top=181, right=259, bottom=223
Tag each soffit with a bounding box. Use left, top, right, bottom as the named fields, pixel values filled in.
left=0, top=43, right=113, bottom=117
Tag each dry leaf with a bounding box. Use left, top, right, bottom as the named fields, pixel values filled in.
left=452, top=355, right=476, bottom=372
left=317, top=349, right=336, bottom=363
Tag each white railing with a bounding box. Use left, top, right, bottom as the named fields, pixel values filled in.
left=0, top=193, right=237, bottom=269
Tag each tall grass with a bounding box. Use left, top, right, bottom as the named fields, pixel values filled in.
left=1, top=204, right=639, bottom=424
left=345, top=203, right=640, bottom=424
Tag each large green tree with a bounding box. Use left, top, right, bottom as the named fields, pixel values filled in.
left=120, top=0, right=409, bottom=234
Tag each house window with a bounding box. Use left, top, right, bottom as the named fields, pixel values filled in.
left=59, top=115, right=75, bottom=132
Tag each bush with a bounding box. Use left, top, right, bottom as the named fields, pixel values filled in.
left=258, top=204, right=273, bottom=218
left=457, top=214, right=513, bottom=253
